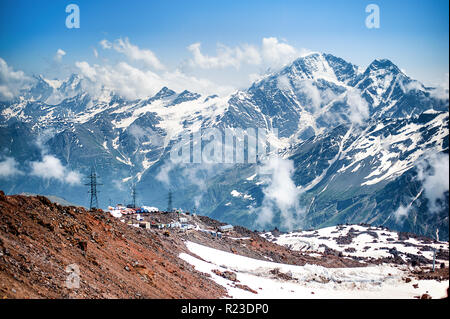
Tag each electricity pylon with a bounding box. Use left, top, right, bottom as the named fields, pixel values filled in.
left=85, top=167, right=102, bottom=209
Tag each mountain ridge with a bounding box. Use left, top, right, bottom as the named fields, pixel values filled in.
left=0, top=52, right=448, bottom=239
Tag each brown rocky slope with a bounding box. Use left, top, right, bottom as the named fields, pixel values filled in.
left=0, top=191, right=226, bottom=298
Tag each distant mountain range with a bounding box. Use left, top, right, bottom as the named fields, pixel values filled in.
left=0, top=53, right=448, bottom=239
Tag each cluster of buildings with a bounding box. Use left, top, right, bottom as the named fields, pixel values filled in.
left=134, top=220, right=196, bottom=230
left=107, top=203, right=234, bottom=238
left=107, top=204, right=159, bottom=218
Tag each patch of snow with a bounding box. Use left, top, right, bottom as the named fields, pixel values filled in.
left=180, top=240, right=449, bottom=299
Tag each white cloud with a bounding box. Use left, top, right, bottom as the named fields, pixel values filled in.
left=65, top=171, right=82, bottom=185
left=187, top=42, right=261, bottom=69
left=156, top=161, right=175, bottom=186
left=75, top=61, right=97, bottom=81
left=0, top=157, right=23, bottom=178
left=0, top=57, right=33, bottom=101
left=0, top=86, right=13, bottom=101
left=277, top=75, right=292, bottom=91
left=297, top=80, right=322, bottom=110
left=395, top=153, right=450, bottom=221
left=399, top=79, right=424, bottom=93
left=283, top=78, right=338, bottom=113
left=35, top=128, right=57, bottom=154
left=416, top=152, right=449, bottom=213
left=93, top=48, right=98, bottom=58
left=162, top=68, right=234, bottom=96
left=393, top=204, right=410, bottom=223
left=30, top=155, right=81, bottom=185
left=261, top=37, right=299, bottom=69
left=54, top=49, right=66, bottom=62
left=255, top=156, right=303, bottom=231
left=429, top=73, right=449, bottom=101
left=75, top=59, right=234, bottom=99
left=187, top=37, right=301, bottom=71
left=100, top=37, right=164, bottom=70
left=345, top=88, right=369, bottom=125
left=75, top=60, right=163, bottom=99
left=99, top=39, right=112, bottom=49
left=128, top=124, right=164, bottom=147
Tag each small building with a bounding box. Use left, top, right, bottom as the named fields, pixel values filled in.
left=219, top=224, right=233, bottom=232
left=179, top=217, right=188, bottom=223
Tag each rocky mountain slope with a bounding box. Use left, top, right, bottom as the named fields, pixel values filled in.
left=0, top=192, right=225, bottom=298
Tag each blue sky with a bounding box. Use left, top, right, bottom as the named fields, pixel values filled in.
left=0, top=0, right=448, bottom=90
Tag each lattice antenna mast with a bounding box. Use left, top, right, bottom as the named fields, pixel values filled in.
left=85, top=167, right=102, bottom=209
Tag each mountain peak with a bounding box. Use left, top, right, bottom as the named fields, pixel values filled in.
left=60, top=73, right=82, bottom=90
left=367, top=59, right=402, bottom=74
left=33, top=74, right=46, bottom=81
left=153, top=87, right=176, bottom=100
left=177, top=89, right=200, bottom=99
left=66, top=73, right=81, bottom=83
left=252, top=52, right=358, bottom=88
left=170, top=90, right=201, bottom=106
left=276, top=52, right=333, bottom=81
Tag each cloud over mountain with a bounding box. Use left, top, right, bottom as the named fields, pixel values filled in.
left=187, top=37, right=305, bottom=71
left=100, top=37, right=165, bottom=70
left=30, top=155, right=82, bottom=185
left=0, top=58, right=33, bottom=101
left=0, top=157, right=23, bottom=178
left=54, top=49, right=66, bottom=63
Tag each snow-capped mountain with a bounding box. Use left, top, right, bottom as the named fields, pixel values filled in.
left=0, top=53, right=448, bottom=239
left=202, top=111, right=448, bottom=239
